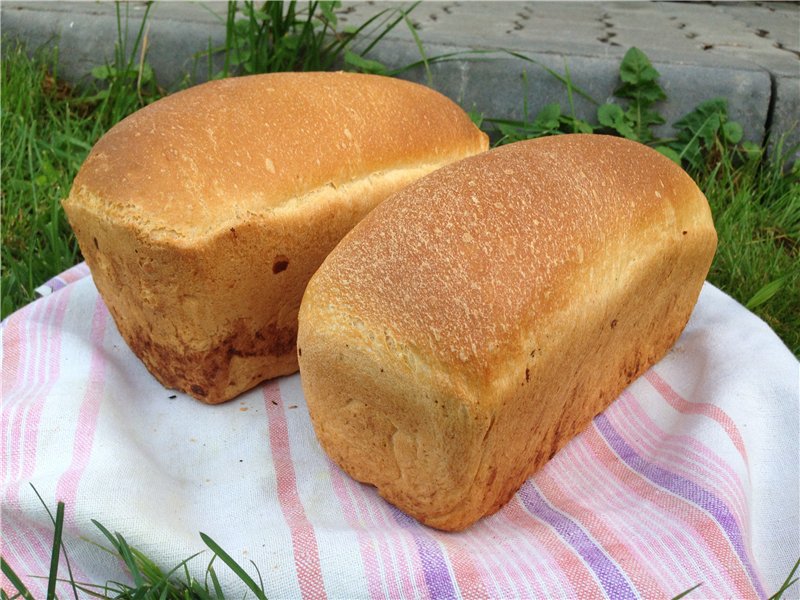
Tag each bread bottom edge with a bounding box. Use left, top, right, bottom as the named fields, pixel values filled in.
left=111, top=307, right=300, bottom=404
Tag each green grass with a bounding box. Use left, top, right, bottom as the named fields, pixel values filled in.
left=697, top=140, right=800, bottom=353
left=1, top=490, right=270, bottom=599
left=1, top=1, right=171, bottom=319
left=1, top=42, right=100, bottom=318
left=2, top=491, right=798, bottom=599
left=205, top=0, right=420, bottom=78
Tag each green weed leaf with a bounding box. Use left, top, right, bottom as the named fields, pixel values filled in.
left=655, top=146, right=682, bottom=164
left=619, top=47, right=661, bottom=86
left=90, top=65, right=114, bottom=80
left=535, top=103, right=562, bottom=129
left=723, top=121, right=743, bottom=144
left=139, top=62, right=155, bottom=84
left=467, top=109, right=484, bottom=128
left=673, top=99, right=726, bottom=134
left=615, top=47, right=666, bottom=107
left=343, top=50, right=388, bottom=74
left=669, top=98, right=735, bottom=169
left=741, top=140, right=763, bottom=157
left=597, top=103, right=636, bottom=139
left=609, top=47, right=666, bottom=142
left=597, top=103, right=623, bottom=128
left=569, top=117, right=594, bottom=134
left=319, top=1, right=340, bottom=26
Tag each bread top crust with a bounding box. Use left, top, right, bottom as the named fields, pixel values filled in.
left=65, top=72, right=488, bottom=240
left=303, top=134, right=717, bottom=398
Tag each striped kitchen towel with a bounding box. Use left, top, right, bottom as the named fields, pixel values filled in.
left=1, top=265, right=798, bottom=599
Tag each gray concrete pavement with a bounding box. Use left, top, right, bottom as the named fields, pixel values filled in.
left=2, top=1, right=798, bottom=154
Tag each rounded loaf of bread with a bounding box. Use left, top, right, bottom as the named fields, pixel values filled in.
left=62, top=72, right=488, bottom=404
left=297, top=134, right=717, bottom=531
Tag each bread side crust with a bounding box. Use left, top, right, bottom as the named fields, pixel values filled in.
left=69, top=161, right=462, bottom=403
left=298, top=135, right=717, bottom=530
left=299, top=220, right=713, bottom=530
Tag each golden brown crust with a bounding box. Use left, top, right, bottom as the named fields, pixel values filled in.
left=63, top=72, right=488, bottom=404
left=68, top=72, right=488, bottom=240
left=297, top=134, right=717, bottom=530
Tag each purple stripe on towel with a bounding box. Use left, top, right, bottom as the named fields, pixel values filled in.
left=518, top=480, right=638, bottom=600
left=595, top=412, right=766, bottom=599
left=390, top=505, right=457, bottom=599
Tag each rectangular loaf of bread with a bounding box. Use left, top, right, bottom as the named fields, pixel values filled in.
left=63, top=72, right=488, bottom=404
left=297, top=134, right=717, bottom=531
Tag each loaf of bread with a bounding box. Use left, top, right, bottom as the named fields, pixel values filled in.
left=63, top=72, right=488, bottom=404
left=297, top=134, right=717, bottom=531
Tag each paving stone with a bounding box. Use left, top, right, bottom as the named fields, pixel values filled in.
left=1, top=0, right=796, bottom=158
left=1, top=1, right=227, bottom=89
left=717, top=3, right=800, bottom=51
left=771, top=75, right=800, bottom=153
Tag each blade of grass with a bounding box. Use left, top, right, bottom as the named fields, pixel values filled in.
left=199, top=533, right=267, bottom=600
left=0, top=558, right=35, bottom=600
left=672, top=583, right=702, bottom=599
left=402, top=10, right=432, bottom=86
left=503, top=49, right=598, bottom=104
left=136, top=22, right=150, bottom=104
left=746, top=275, right=787, bottom=309
left=563, top=58, right=579, bottom=133
left=354, top=2, right=419, bottom=57
left=90, top=520, right=146, bottom=589
left=223, top=1, right=237, bottom=77
left=299, top=1, right=322, bottom=70
left=29, top=486, right=80, bottom=600
left=46, top=501, right=65, bottom=600
left=768, top=557, right=800, bottom=600
left=206, top=562, right=224, bottom=599
left=251, top=560, right=266, bottom=598
left=677, top=112, right=717, bottom=163
left=386, top=48, right=492, bottom=76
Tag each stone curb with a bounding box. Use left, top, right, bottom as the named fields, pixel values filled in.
left=2, top=1, right=798, bottom=156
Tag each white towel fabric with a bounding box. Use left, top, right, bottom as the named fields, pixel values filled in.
left=2, top=265, right=798, bottom=599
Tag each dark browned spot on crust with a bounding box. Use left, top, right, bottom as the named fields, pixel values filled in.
left=191, top=384, right=207, bottom=397
left=297, top=347, right=302, bottom=357
left=265, top=323, right=297, bottom=356
left=611, top=319, right=618, bottom=329
left=93, top=237, right=99, bottom=250
left=525, top=368, right=530, bottom=383
left=682, top=230, right=688, bottom=236
left=230, top=322, right=297, bottom=358
left=273, top=256, right=289, bottom=273
left=486, top=466, right=497, bottom=487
